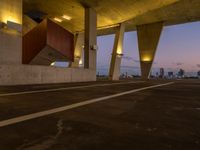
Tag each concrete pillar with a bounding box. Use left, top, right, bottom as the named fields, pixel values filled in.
left=0, top=0, right=22, bottom=65
left=137, top=22, right=163, bottom=79
left=70, top=33, right=84, bottom=68
left=84, top=7, right=97, bottom=70
left=109, top=23, right=125, bottom=80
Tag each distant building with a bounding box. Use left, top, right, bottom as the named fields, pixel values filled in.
left=198, top=71, right=200, bottom=79
left=160, top=68, right=164, bottom=78
left=178, top=69, right=185, bottom=78
left=156, top=72, right=159, bottom=78
left=168, top=72, right=174, bottom=78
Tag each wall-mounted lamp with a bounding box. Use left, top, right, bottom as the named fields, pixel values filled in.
left=6, top=21, right=22, bottom=32
left=116, top=53, right=124, bottom=57
left=74, top=56, right=81, bottom=59
left=90, top=45, right=98, bottom=51
left=141, top=56, right=152, bottom=62
left=79, top=59, right=83, bottom=65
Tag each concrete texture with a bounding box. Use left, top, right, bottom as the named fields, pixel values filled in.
left=84, top=7, right=97, bottom=69
left=137, top=22, right=163, bottom=79
left=0, top=28, right=22, bottom=65
left=70, top=33, right=84, bottom=68
left=30, top=45, right=68, bottom=66
left=0, top=80, right=200, bottom=150
left=0, top=65, right=96, bottom=85
left=0, top=0, right=22, bottom=24
left=23, top=0, right=200, bottom=35
left=109, top=23, right=125, bottom=80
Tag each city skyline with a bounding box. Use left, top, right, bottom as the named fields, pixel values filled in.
left=97, top=21, right=200, bottom=76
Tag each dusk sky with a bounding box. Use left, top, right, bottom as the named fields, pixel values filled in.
left=97, top=21, right=200, bottom=76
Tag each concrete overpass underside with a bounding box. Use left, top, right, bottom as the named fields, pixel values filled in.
left=0, top=0, right=200, bottom=85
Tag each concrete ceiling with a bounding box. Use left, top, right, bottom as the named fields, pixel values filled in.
left=23, top=0, right=200, bottom=35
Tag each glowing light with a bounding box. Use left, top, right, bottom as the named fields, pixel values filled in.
left=1, top=13, right=21, bottom=24
left=142, top=56, right=152, bottom=62
left=62, top=15, right=72, bottom=20
left=79, top=59, right=83, bottom=65
left=116, top=53, right=123, bottom=57
left=1, top=1, right=22, bottom=25
left=54, top=17, right=62, bottom=23
left=117, top=48, right=122, bottom=55
left=51, top=62, right=56, bottom=66
left=117, top=42, right=123, bottom=54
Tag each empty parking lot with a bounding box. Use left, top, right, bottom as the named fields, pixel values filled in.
left=0, top=80, right=200, bottom=150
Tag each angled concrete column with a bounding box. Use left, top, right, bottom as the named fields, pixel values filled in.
left=109, top=23, right=125, bottom=80
left=70, top=33, right=84, bottom=68
left=137, top=22, right=163, bottom=79
left=84, top=7, right=97, bottom=70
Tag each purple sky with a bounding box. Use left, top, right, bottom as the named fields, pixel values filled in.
left=97, top=21, right=200, bottom=75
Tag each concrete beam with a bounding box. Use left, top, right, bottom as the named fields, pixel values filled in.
left=84, top=7, right=97, bottom=70
left=137, top=21, right=163, bottom=79
left=109, top=23, right=125, bottom=80
left=70, top=33, right=84, bottom=68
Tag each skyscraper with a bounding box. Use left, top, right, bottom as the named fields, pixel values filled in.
left=160, top=68, right=164, bottom=78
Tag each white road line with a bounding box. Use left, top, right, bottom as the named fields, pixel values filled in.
left=0, top=81, right=144, bottom=97
left=0, top=82, right=174, bottom=127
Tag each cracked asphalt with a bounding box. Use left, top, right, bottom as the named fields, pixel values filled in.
left=0, top=79, right=200, bottom=150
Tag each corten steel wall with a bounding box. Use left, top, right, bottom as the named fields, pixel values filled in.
left=22, top=19, right=74, bottom=64
left=22, top=19, right=47, bottom=64
left=47, top=19, right=74, bottom=61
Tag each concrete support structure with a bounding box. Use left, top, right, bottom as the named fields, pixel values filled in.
left=109, top=23, right=125, bottom=80
left=137, top=22, right=163, bottom=79
left=71, top=33, right=84, bottom=68
left=0, top=1, right=97, bottom=85
left=84, top=7, right=97, bottom=70
left=0, top=65, right=96, bottom=85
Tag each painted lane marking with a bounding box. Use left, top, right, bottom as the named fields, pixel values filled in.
left=0, top=82, right=174, bottom=127
left=0, top=81, right=145, bottom=97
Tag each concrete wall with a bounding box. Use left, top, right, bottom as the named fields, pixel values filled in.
left=0, top=29, right=22, bottom=64
left=0, top=65, right=96, bottom=85
left=0, top=0, right=22, bottom=24
left=0, top=0, right=22, bottom=65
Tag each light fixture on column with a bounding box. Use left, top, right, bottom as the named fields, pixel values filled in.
left=142, top=55, right=152, bottom=62
left=79, top=59, right=83, bottom=66
left=116, top=53, right=124, bottom=57
left=74, top=56, right=83, bottom=67
left=74, top=56, right=80, bottom=59
left=90, top=45, right=98, bottom=51
left=51, top=62, right=56, bottom=66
